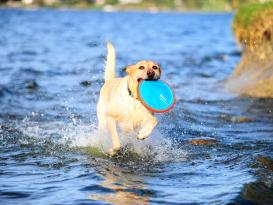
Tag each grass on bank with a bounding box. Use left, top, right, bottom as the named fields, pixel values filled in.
left=234, top=1, right=273, bottom=29
left=233, top=1, right=273, bottom=45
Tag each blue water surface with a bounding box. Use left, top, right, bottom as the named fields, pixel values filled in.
left=0, top=8, right=273, bottom=205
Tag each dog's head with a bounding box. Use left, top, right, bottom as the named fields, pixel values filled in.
left=126, top=60, right=161, bottom=82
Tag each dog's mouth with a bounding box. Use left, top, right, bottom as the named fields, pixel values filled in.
left=137, top=78, right=143, bottom=82
left=137, top=77, right=159, bottom=82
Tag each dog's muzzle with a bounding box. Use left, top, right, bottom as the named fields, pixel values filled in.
left=147, top=70, right=155, bottom=79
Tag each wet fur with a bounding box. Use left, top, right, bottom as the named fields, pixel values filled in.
left=97, top=43, right=161, bottom=156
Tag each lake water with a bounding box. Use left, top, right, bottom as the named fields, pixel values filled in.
left=0, top=9, right=273, bottom=205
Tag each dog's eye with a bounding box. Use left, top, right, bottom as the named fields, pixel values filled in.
left=139, top=66, right=145, bottom=70
left=152, top=66, right=158, bottom=70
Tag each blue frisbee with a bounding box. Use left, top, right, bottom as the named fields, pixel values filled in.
left=137, top=80, right=176, bottom=113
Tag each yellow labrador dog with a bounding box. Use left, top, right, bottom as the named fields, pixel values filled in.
left=97, top=43, right=161, bottom=156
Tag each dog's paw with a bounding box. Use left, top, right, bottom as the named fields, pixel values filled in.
left=108, top=147, right=120, bottom=157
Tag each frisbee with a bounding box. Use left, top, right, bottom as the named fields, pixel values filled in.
left=137, top=80, right=176, bottom=113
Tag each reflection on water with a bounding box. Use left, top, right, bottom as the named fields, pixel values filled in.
left=89, top=167, right=149, bottom=205
left=0, top=8, right=273, bottom=205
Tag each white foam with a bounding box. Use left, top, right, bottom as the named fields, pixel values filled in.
left=18, top=115, right=187, bottom=163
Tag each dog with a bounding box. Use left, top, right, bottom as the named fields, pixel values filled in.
left=97, top=42, right=161, bottom=156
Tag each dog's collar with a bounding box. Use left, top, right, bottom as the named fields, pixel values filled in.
left=127, top=83, right=138, bottom=100
left=128, top=86, right=132, bottom=96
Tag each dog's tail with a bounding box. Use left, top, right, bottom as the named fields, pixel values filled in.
left=104, top=42, right=116, bottom=82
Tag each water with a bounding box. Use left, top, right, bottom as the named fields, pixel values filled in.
left=1, top=9, right=273, bottom=205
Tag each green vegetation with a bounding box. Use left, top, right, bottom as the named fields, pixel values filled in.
left=233, top=1, right=273, bottom=44
left=234, top=1, right=273, bottom=28
left=202, top=0, right=229, bottom=11
left=108, top=0, right=262, bottom=11
left=1, top=0, right=270, bottom=11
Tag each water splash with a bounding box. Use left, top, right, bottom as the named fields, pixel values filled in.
left=16, top=114, right=186, bottom=164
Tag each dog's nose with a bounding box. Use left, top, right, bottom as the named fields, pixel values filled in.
left=147, top=70, right=155, bottom=79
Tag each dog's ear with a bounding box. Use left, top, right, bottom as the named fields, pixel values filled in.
left=159, top=66, right=162, bottom=75
left=125, top=64, right=135, bottom=74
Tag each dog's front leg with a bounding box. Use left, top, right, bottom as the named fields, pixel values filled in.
left=106, top=116, right=121, bottom=156
left=119, top=122, right=134, bottom=133
left=137, top=116, right=157, bottom=140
